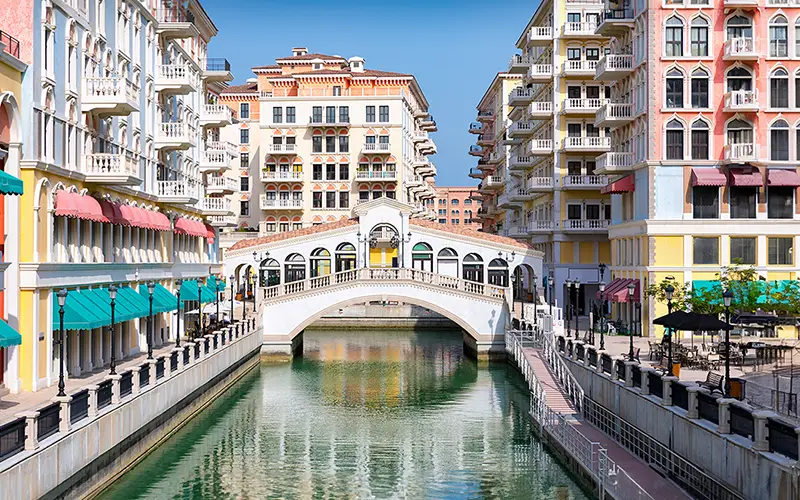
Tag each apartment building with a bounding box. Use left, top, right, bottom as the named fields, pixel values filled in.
left=217, top=47, right=438, bottom=239
left=427, top=186, right=482, bottom=228
left=0, top=0, right=232, bottom=393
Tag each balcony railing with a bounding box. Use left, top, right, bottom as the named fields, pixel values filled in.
left=562, top=174, right=609, bottom=188
left=155, top=122, right=193, bottom=148
left=201, top=197, right=232, bottom=213
left=81, top=77, right=139, bottom=115
left=530, top=139, right=554, bottom=153
left=595, top=54, right=634, bottom=80
left=724, top=38, right=757, bottom=59
left=595, top=102, right=633, bottom=127
left=562, top=60, right=598, bottom=74
left=206, top=175, right=237, bottom=192
left=260, top=196, right=303, bottom=209
left=469, top=122, right=484, bottom=134
left=0, top=30, right=21, bottom=59
left=204, top=58, right=231, bottom=72
left=562, top=136, right=610, bottom=150
left=527, top=64, right=553, bottom=79
left=155, top=64, right=197, bottom=91
left=509, top=87, right=534, bottom=105
left=596, top=152, right=634, bottom=173
left=508, top=54, right=531, bottom=72
left=724, top=90, right=758, bottom=110
left=199, top=104, right=233, bottom=126
left=528, top=26, right=553, bottom=43
left=82, top=153, right=140, bottom=183
left=563, top=98, right=604, bottom=112
left=724, top=143, right=759, bottom=162
left=509, top=121, right=535, bottom=136
left=562, top=22, right=598, bottom=36
left=362, top=142, right=391, bottom=153
left=156, top=180, right=197, bottom=200
left=267, top=144, right=297, bottom=154
left=562, top=219, right=610, bottom=231
left=529, top=101, right=553, bottom=115
left=528, top=220, right=554, bottom=232
left=528, top=177, right=553, bottom=190
left=356, top=170, right=397, bottom=180
left=261, top=170, right=303, bottom=181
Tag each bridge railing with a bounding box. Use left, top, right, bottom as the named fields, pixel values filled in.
left=261, top=267, right=509, bottom=301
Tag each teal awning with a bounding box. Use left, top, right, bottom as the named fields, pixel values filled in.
left=692, top=279, right=797, bottom=306
left=207, top=275, right=227, bottom=290
left=84, top=287, right=144, bottom=323
left=180, top=280, right=217, bottom=303
left=0, top=170, right=23, bottom=196
left=138, top=284, right=182, bottom=314
left=117, top=286, right=150, bottom=319
left=0, top=319, right=21, bottom=347
left=52, top=290, right=109, bottom=331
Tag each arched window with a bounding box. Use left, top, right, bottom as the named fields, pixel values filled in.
left=727, top=15, right=752, bottom=40
left=335, top=242, right=357, bottom=272
left=259, top=258, right=280, bottom=287
left=770, top=15, right=788, bottom=57
left=666, top=119, right=685, bottom=160
left=726, top=67, right=752, bottom=92
left=310, top=248, right=331, bottom=277
left=284, top=253, right=306, bottom=283
left=770, top=68, right=789, bottom=109
left=488, top=258, right=509, bottom=287
left=690, top=17, right=709, bottom=57
left=437, top=248, right=458, bottom=277
left=795, top=18, right=800, bottom=57
left=690, top=119, right=710, bottom=160
left=665, top=17, right=684, bottom=57
left=727, top=119, right=754, bottom=162
left=691, top=68, right=709, bottom=108
left=665, top=68, right=684, bottom=108
left=411, top=242, right=433, bottom=272
left=462, top=253, right=484, bottom=283
left=770, top=120, right=790, bottom=161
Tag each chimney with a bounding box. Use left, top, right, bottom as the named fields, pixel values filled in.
left=246, top=77, right=257, bottom=83
left=348, top=56, right=365, bottom=73
left=292, top=47, right=308, bottom=57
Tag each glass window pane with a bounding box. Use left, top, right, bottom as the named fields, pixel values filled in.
left=693, top=237, right=719, bottom=264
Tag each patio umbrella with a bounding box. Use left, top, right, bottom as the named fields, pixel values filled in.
left=653, top=311, right=733, bottom=332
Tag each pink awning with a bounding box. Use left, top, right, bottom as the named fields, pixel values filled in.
left=597, top=278, right=641, bottom=303
left=151, top=211, right=171, bottom=231
left=729, top=168, right=763, bottom=187
left=174, top=217, right=206, bottom=237
left=205, top=223, right=216, bottom=244
left=54, top=191, right=108, bottom=223
left=767, top=169, right=800, bottom=187
left=118, top=204, right=143, bottom=228
left=54, top=191, right=80, bottom=218
left=98, top=199, right=126, bottom=225
left=691, top=168, right=726, bottom=187
left=600, top=175, right=635, bottom=195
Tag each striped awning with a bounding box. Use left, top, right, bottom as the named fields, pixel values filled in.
left=597, top=278, right=641, bottom=303
left=767, top=169, right=800, bottom=187
left=729, top=167, right=763, bottom=187
left=600, top=175, right=635, bottom=195
left=0, top=319, right=21, bottom=347
left=691, top=167, right=726, bottom=187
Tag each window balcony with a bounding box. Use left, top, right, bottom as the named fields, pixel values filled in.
left=477, top=133, right=494, bottom=147
left=723, top=0, right=758, bottom=7
left=528, top=26, right=553, bottom=45
left=506, top=225, right=530, bottom=239
left=526, top=64, right=554, bottom=81
left=267, top=143, right=297, bottom=154
left=508, top=54, right=531, bottom=74
left=418, top=138, right=437, bottom=155
left=420, top=115, right=437, bottom=132
left=82, top=152, right=142, bottom=185
left=724, top=143, right=759, bottom=163
left=469, top=145, right=484, bottom=157
left=723, top=90, right=759, bottom=112
left=562, top=59, right=598, bottom=76
left=487, top=149, right=505, bottom=164
left=509, top=87, right=534, bottom=106
left=562, top=98, right=604, bottom=114
left=261, top=170, right=303, bottom=182
left=528, top=176, right=554, bottom=191
left=208, top=214, right=238, bottom=227
left=596, top=9, right=635, bottom=37
left=154, top=122, right=193, bottom=151
left=362, top=142, right=391, bottom=154
left=201, top=197, right=233, bottom=216
left=199, top=104, right=233, bottom=128
left=81, top=77, right=139, bottom=116
left=595, top=152, right=634, bottom=174
left=527, top=219, right=555, bottom=233
left=406, top=175, right=425, bottom=188
left=509, top=187, right=536, bottom=202
left=356, top=170, right=398, bottom=181
left=477, top=110, right=494, bottom=122
left=206, top=175, right=237, bottom=195
left=413, top=129, right=429, bottom=143
left=481, top=174, right=504, bottom=191
left=156, top=180, right=199, bottom=204
left=498, top=191, right=523, bottom=209
left=468, top=167, right=485, bottom=179
left=529, top=139, right=554, bottom=155
left=562, top=22, right=599, bottom=38
left=154, top=64, right=197, bottom=94
left=723, top=38, right=757, bottom=61
left=509, top=121, right=535, bottom=138
left=199, top=141, right=235, bottom=172
left=260, top=196, right=303, bottom=210
left=561, top=136, right=610, bottom=152
left=562, top=174, right=609, bottom=189
left=529, top=101, right=553, bottom=117
left=202, top=58, right=234, bottom=82
left=155, top=5, right=199, bottom=39
left=594, top=54, right=633, bottom=81
left=561, top=219, right=610, bottom=232
left=416, top=162, right=436, bottom=177
left=594, top=102, right=633, bottom=128
left=469, top=122, right=484, bottom=134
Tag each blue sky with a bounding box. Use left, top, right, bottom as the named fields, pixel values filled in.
left=203, top=0, right=538, bottom=186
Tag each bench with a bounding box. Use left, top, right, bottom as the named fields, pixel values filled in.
left=697, top=372, right=724, bottom=394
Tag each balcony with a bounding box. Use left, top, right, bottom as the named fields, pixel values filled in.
left=487, top=150, right=505, bottom=164
left=260, top=196, right=303, bottom=210
left=528, top=177, right=554, bottom=191
left=418, top=137, right=437, bottom=155
left=509, top=187, right=535, bottom=202
left=562, top=59, right=598, bottom=76
left=529, top=139, right=554, bottom=155
left=476, top=133, right=495, bottom=147
left=477, top=110, right=494, bottom=122
left=509, top=87, right=534, bottom=106
left=469, top=122, right=484, bottom=134
left=509, top=121, right=535, bottom=138
left=562, top=174, right=609, bottom=189
left=529, top=101, right=553, bottom=117
left=202, top=58, right=233, bottom=82
left=723, top=90, right=759, bottom=112
left=724, top=0, right=758, bottom=7
left=199, top=141, right=235, bottom=172
left=498, top=192, right=523, bottom=209
left=526, top=64, right=554, bottom=81
left=508, top=54, right=531, bottom=74
left=594, top=54, right=634, bottom=81
left=155, top=64, right=197, bottom=94
left=356, top=170, right=398, bottom=181
left=201, top=197, right=233, bottom=216
left=420, top=115, right=437, bottom=132
left=527, top=219, right=555, bottom=233
left=483, top=174, right=504, bottom=191
left=528, top=26, right=553, bottom=45
left=468, top=167, right=484, bottom=179
left=81, top=77, right=139, bottom=116
left=562, top=98, right=604, bottom=114
left=156, top=180, right=198, bottom=204
left=595, top=152, right=634, bottom=174
left=723, top=38, right=757, bottom=61
left=406, top=175, right=425, bottom=188
left=199, top=104, right=233, bottom=128
left=595, top=102, right=633, bottom=128
left=155, top=6, right=199, bottom=39
left=561, top=136, right=610, bottom=152
left=416, top=162, right=436, bottom=177
left=261, top=170, right=303, bottom=182
left=561, top=219, right=610, bottom=232
left=267, top=144, right=297, bottom=154
left=562, top=22, right=599, bottom=38
left=155, top=122, right=193, bottom=151
left=206, top=175, right=237, bottom=195
left=596, top=9, right=635, bottom=37
left=82, top=152, right=142, bottom=185
left=724, top=143, right=759, bottom=163
left=208, top=214, right=237, bottom=227
left=362, top=142, right=392, bottom=154
left=469, top=145, right=484, bottom=157
left=506, top=225, right=530, bottom=239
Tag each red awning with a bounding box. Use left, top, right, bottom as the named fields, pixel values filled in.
left=597, top=278, right=627, bottom=300
left=174, top=217, right=206, bottom=237
left=54, top=191, right=108, bottom=223
left=98, top=199, right=126, bottom=225
left=205, top=223, right=216, bottom=244
left=598, top=278, right=641, bottom=303
left=600, top=175, right=634, bottom=195
left=79, top=196, right=110, bottom=223
left=118, top=204, right=142, bottom=228
left=54, top=191, right=80, bottom=218
left=151, top=211, right=171, bottom=231
left=691, top=167, right=726, bottom=187
left=729, top=168, right=762, bottom=187
left=767, top=169, right=800, bottom=187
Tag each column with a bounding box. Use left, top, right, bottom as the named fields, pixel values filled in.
left=662, top=375, right=678, bottom=406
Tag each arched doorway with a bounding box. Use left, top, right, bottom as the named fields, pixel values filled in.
left=488, top=259, right=509, bottom=287
left=512, top=264, right=535, bottom=302
left=411, top=242, right=433, bottom=272
left=285, top=253, right=306, bottom=283
left=368, top=223, right=399, bottom=268
left=437, top=248, right=458, bottom=277
left=259, top=258, right=280, bottom=287
left=335, top=242, right=356, bottom=272
left=463, top=253, right=484, bottom=283
left=310, top=248, right=332, bottom=277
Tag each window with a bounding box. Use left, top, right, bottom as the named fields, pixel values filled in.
left=690, top=17, right=708, bottom=57
left=326, top=164, right=336, bottom=180
left=567, top=48, right=581, bottom=60
left=768, top=186, right=794, bottom=219
left=770, top=120, right=789, bottom=161
left=586, top=48, right=599, bottom=61
left=727, top=15, right=752, bottom=41
left=366, top=106, right=375, bottom=122
left=730, top=187, right=756, bottom=219
left=312, top=106, right=322, bottom=123
left=691, top=120, right=709, bottom=160
left=770, top=69, right=789, bottom=109
left=464, top=199, right=472, bottom=205
left=239, top=200, right=249, bottom=216
left=379, top=105, right=389, bottom=122
left=240, top=176, right=249, bottom=192
left=665, top=17, right=684, bottom=58
left=727, top=67, right=752, bottom=92
left=439, top=219, right=446, bottom=224
left=386, top=190, right=395, bottom=199
left=567, top=205, right=582, bottom=219
left=339, top=106, right=349, bottom=123
left=693, top=186, right=719, bottom=219
left=339, top=135, right=349, bottom=153
left=339, top=191, right=349, bottom=208
left=452, top=219, right=459, bottom=225
left=240, top=153, right=249, bottom=169
left=451, top=199, right=459, bottom=205
left=693, top=237, right=719, bottom=264
left=691, top=69, right=709, bottom=108
left=273, top=107, right=282, bottom=123
left=333, top=86, right=341, bottom=96
left=312, top=191, right=323, bottom=208
left=438, top=209, right=446, bottom=215
left=730, top=237, right=756, bottom=265
left=769, top=237, right=793, bottom=265
left=265, top=222, right=276, bottom=233
left=312, top=136, right=322, bottom=153
left=326, top=191, right=336, bottom=208
left=666, top=69, right=684, bottom=108
left=239, top=103, right=250, bottom=119
left=770, top=15, right=789, bottom=57
left=339, top=164, right=349, bottom=180
left=326, top=106, right=336, bottom=123
left=326, top=136, right=336, bottom=153
left=727, top=119, right=753, bottom=147
left=379, top=135, right=389, bottom=144
left=279, top=222, right=289, bottom=232
left=313, top=164, right=322, bottom=180
left=286, top=106, right=296, bottom=123
left=665, top=120, right=684, bottom=160
left=240, top=129, right=249, bottom=144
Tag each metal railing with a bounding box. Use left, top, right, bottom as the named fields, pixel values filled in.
left=204, top=58, right=231, bottom=72
left=0, top=30, right=21, bottom=59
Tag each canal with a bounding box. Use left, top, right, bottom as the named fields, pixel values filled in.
left=96, top=329, right=589, bottom=499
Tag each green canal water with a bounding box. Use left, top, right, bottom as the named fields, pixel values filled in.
left=97, top=330, right=589, bottom=499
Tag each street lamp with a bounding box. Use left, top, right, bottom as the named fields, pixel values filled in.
left=175, top=279, right=182, bottom=348
left=531, top=272, right=538, bottom=328
left=598, top=282, right=606, bottom=350
left=56, top=288, right=68, bottom=397
left=197, top=280, right=202, bottom=337
left=572, top=279, right=581, bottom=340
left=565, top=279, right=572, bottom=338
left=627, top=282, right=636, bottom=361
left=229, top=274, right=235, bottom=323
left=665, top=283, right=675, bottom=377
left=147, top=281, right=155, bottom=360
left=215, top=278, right=221, bottom=327
left=547, top=276, right=554, bottom=323
left=108, top=284, right=118, bottom=375
left=723, top=289, right=734, bottom=398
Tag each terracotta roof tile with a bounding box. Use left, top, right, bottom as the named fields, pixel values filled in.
left=220, top=82, right=258, bottom=94
left=275, top=53, right=347, bottom=61
left=252, top=64, right=280, bottom=70
left=290, top=68, right=410, bottom=78
left=229, top=218, right=359, bottom=251
left=409, top=219, right=535, bottom=250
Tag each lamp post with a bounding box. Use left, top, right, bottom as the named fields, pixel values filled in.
left=108, top=284, right=118, bottom=375
left=147, top=281, right=155, bottom=360
left=598, top=282, right=606, bottom=350
left=229, top=274, right=235, bottom=323
left=627, top=282, right=636, bottom=361
left=175, top=279, right=182, bottom=348
left=723, top=289, right=734, bottom=398
left=250, top=273, right=256, bottom=315
left=547, top=276, right=554, bottom=322
left=215, top=279, right=220, bottom=327
left=196, top=280, right=202, bottom=337
left=572, top=279, right=581, bottom=340
left=531, top=272, right=538, bottom=328
left=665, top=284, right=675, bottom=377
left=56, top=288, right=68, bottom=397
left=565, top=279, right=572, bottom=338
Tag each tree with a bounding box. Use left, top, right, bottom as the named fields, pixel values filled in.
left=646, top=277, right=690, bottom=312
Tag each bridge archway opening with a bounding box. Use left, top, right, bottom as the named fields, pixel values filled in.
left=411, top=242, right=433, bottom=272
left=285, top=253, right=306, bottom=282
left=310, top=248, right=332, bottom=277
left=437, top=248, right=458, bottom=277
left=463, top=253, right=484, bottom=283
left=335, top=243, right=357, bottom=272
left=259, top=258, right=280, bottom=287
left=488, top=259, right=509, bottom=287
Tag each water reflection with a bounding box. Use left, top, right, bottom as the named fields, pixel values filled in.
left=97, top=329, right=589, bottom=500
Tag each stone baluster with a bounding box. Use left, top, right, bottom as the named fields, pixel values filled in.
left=86, top=385, right=99, bottom=418
left=16, top=411, right=40, bottom=450
left=624, top=361, right=636, bottom=387
left=130, top=366, right=141, bottom=395
left=163, top=355, right=171, bottom=378
left=205, top=334, right=214, bottom=353
left=751, top=410, right=773, bottom=451
left=662, top=376, right=678, bottom=406
left=108, top=374, right=122, bottom=405
left=595, top=350, right=606, bottom=375
left=147, top=359, right=158, bottom=386
left=185, top=342, right=195, bottom=365
left=686, top=386, right=702, bottom=419
left=53, top=395, right=73, bottom=432
left=639, top=366, right=653, bottom=395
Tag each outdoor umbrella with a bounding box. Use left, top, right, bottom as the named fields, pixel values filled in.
left=653, top=311, right=733, bottom=331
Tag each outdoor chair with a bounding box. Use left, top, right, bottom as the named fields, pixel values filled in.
left=697, top=372, right=725, bottom=394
